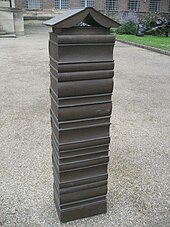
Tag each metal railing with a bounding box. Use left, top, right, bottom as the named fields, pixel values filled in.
left=26, top=0, right=41, bottom=9
left=54, top=0, right=69, bottom=9
left=149, top=0, right=160, bottom=12
left=80, top=0, right=95, bottom=8
left=128, top=0, right=140, bottom=11
left=105, top=0, right=119, bottom=11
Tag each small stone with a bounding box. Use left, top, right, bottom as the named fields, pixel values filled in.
left=11, top=208, right=16, bottom=214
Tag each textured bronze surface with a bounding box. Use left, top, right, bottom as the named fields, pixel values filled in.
left=45, top=7, right=117, bottom=223
left=44, top=7, right=120, bottom=28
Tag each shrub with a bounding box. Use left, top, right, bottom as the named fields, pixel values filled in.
left=114, top=12, right=138, bottom=35
left=139, top=13, right=167, bottom=36
left=116, top=21, right=137, bottom=35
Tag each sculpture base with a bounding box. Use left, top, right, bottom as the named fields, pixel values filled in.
left=54, top=194, right=107, bottom=223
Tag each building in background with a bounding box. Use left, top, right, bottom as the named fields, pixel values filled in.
left=14, top=0, right=170, bottom=24
left=0, top=0, right=24, bottom=36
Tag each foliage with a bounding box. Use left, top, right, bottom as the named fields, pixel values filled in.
left=116, top=21, right=137, bottom=35
left=111, top=11, right=169, bottom=36
left=115, top=12, right=138, bottom=35
left=139, top=13, right=168, bottom=36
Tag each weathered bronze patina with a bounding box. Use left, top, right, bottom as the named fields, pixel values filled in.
left=44, top=7, right=120, bottom=222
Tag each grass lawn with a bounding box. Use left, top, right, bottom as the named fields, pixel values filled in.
left=116, top=35, right=170, bottom=51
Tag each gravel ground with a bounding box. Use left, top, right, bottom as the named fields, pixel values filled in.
left=0, top=26, right=170, bottom=227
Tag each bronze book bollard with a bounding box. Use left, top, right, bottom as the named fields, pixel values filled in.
left=44, top=7, right=120, bottom=223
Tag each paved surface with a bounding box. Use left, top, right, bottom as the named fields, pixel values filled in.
left=0, top=26, right=170, bottom=227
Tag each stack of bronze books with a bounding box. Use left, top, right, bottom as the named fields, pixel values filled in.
left=45, top=7, right=119, bottom=223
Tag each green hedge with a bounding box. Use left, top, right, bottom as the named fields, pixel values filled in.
left=116, top=21, right=137, bottom=35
